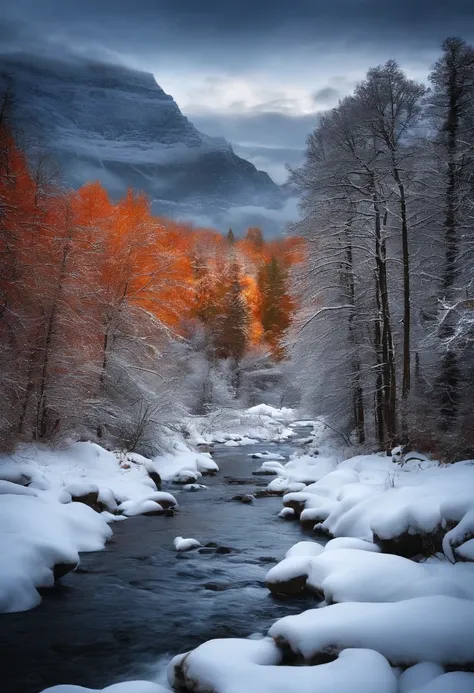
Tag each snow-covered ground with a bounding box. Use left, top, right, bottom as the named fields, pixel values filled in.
left=16, top=413, right=474, bottom=693
left=184, top=405, right=296, bottom=447
left=0, top=406, right=293, bottom=615
left=157, top=422, right=474, bottom=693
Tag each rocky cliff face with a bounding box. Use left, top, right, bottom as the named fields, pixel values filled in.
left=0, top=54, right=284, bottom=228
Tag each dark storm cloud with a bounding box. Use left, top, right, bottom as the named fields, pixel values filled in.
left=2, top=0, right=473, bottom=184
left=3, top=0, right=474, bottom=62
left=312, top=87, right=341, bottom=105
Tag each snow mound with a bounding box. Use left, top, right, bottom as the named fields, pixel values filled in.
left=276, top=455, right=336, bottom=485
left=151, top=441, right=217, bottom=481
left=0, top=495, right=111, bottom=613
left=250, top=451, right=285, bottom=460
left=268, top=596, right=474, bottom=666
left=277, top=450, right=474, bottom=562
left=0, top=480, right=37, bottom=496
left=266, top=548, right=469, bottom=602
left=411, top=671, right=474, bottom=693
left=285, top=541, right=325, bottom=558
left=174, top=536, right=201, bottom=552
left=119, top=499, right=164, bottom=517
left=168, top=637, right=396, bottom=693
left=185, top=407, right=296, bottom=447
left=278, top=507, right=295, bottom=519
left=246, top=405, right=295, bottom=422
left=40, top=682, right=170, bottom=692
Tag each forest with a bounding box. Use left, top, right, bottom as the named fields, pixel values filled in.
left=289, top=37, right=474, bottom=458
left=0, top=105, right=301, bottom=453
left=2, top=36, right=474, bottom=462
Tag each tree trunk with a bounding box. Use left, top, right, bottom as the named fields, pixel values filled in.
left=372, top=176, right=397, bottom=449
left=391, top=154, right=411, bottom=418
left=439, top=62, right=461, bottom=429
left=344, top=223, right=365, bottom=444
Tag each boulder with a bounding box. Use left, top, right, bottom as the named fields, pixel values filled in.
left=147, top=470, right=162, bottom=490
left=266, top=573, right=309, bottom=598
left=231, top=493, right=255, bottom=503
left=70, top=491, right=106, bottom=513
left=196, top=444, right=213, bottom=453
left=52, top=561, right=78, bottom=581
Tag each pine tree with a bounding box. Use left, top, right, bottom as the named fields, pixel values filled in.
left=245, top=227, right=264, bottom=248
left=213, top=261, right=249, bottom=363
left=258, top=256, right=293, bottom=359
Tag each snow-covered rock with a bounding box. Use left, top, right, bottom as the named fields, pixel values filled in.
left=278, top=507, right=296, bottom=519
left=0, top=495, right=111, bottom=613
left=250, top=452, right=285, bottom=461
left=266, top=547, right=469, bottom=602
left=40, top=682, right=170, bottom=693
left=268, top=596, right=474, bottom=666
left=168, top=637, right=397, bottom=693
left=174, top=536, right=201, bottom=552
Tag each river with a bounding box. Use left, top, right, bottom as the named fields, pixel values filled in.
left=0, top=427, right=317, bottom=693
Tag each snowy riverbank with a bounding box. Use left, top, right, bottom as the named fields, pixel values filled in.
left=0, top=406, right=294, bottom=614
left=165, top=423, right=474, bottom=693
left=8, top=414, right=474, bottom=693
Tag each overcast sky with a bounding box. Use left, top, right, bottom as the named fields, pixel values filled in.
left=2, top=1, right=474, bottom=182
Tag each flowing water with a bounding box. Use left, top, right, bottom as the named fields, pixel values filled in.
left=0, top=427, right=317, bottom=693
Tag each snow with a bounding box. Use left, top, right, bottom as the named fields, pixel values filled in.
left=168, top=637, right=396, bottom=693
left=151, top=442, right=217, bottom=481
left=0, top=480, right=37, bottom=496
left=274, top=454, right=336, bottom=485
left=398, top=663, right=445, bottom=693
left=274, top=446, right=474, bottom=563
left=0, top=431, right=212, bottom=613
left=266, top=547, right=471, bottom=602
left=278, top=507, right=295, bottom=519
left=0, top=494, right=111, bottom=613
left=174, top=536, right=201, bottom=552
left=268, top=596, right=474, bottom=666
left=442, top=508, right=474, bottom=562
left=119, top=499, right=164, bottom=517
left=246, top=405, right=295, bottom=422
left=185, top=406, right=297, bottom=448
left=250, top=452, right=285, bottom=461
left=411, top=672, right=474, bottom=692
left=456, top=538, right=474, bottom=560
left=40, top=683, right=170, bottom=693
left=285, top=541, right=325, bottom=558
left=323, top=537, right=381, bottom=552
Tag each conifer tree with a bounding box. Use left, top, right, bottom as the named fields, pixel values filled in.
left=213, top=260, right=249, bottom=364
left=258, top=256, right=293, bottom=359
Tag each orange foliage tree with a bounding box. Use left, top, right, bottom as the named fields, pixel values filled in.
left=0, top=112, right=302, bottom=447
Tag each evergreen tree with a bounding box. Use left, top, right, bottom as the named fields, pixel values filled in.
left=258, top=256, right=293, bottom=359
left=213, top=261, right=249, bottom=363
left=226, top=228, right=235, bottom=244
left=245, top=227, right=264, bottom=249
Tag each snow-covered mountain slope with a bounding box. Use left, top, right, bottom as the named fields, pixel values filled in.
left=0, top=54, right=284, bottom=227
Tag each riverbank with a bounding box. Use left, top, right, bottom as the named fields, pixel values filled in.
left=0, top=406, right=293, bottom=615
left=168, top=425, right=474, bottom=693
left=0, top=412, right=306, bottom=692
left=5, top=416, right=474, bottom=693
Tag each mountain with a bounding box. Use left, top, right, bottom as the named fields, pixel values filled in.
left=0, top=53, right=285, bottom=232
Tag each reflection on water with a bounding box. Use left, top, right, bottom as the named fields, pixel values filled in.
left=0, top=429, right=317, bottom=693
